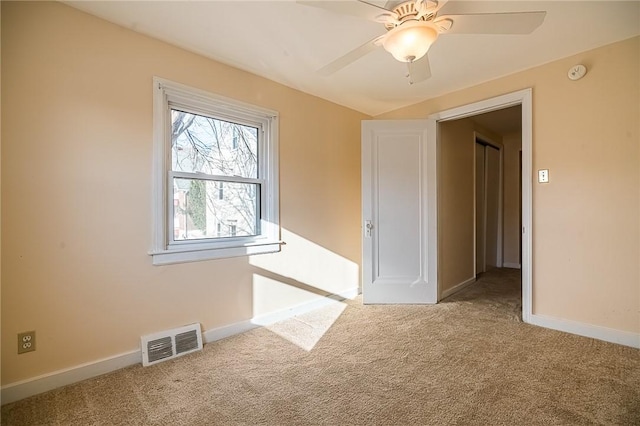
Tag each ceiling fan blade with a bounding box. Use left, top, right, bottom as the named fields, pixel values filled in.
left=376, top=12, right=401, bottom=25
left=441, top=11, right=546, bottom=34
left=298, top=0, right=394, bottom=23
left=318, top=35, right=384, bottom=76
left=407, top=54, right=431, bottom=84
left=433, top=17, right=453, bottom=33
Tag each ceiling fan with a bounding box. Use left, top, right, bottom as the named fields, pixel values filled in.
left=300, top=0, right=546, bottom=84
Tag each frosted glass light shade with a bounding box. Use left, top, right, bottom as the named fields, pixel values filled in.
left=382, top=21, right=439, bottom=62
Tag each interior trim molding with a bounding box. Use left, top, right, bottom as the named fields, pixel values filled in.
left=529, top=314, right=640, bottom=349
left=1, top=288, right=359, bottom=405
left=1, top=350, right=141, bottom=405
left=502, top=262, right=521, bottom=269
left=440, top=276, right=476, bottom=300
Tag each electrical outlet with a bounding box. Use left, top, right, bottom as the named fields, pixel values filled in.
left=538, top=169, right=549, bottom=183
left=18, top=331, right=36, bottom=354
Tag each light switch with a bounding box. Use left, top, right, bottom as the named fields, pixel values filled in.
left=538, top=169, right=549, bottom=183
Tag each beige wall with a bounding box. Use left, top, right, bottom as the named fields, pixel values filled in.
left=438, top=119, right=476, bottom=293
left=1, top=2, right=368, bottom=385
left=379, top=37, right=640, bottom=334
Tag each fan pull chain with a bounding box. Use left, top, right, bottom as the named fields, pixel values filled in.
left=406, top=61, right=415, bottom=85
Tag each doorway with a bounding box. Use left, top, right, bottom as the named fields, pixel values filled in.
left=431, top=89, right=533, bottom=323
left=360, top=90, right=532, bottom=321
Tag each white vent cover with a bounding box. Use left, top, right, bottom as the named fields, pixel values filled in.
left=141, top=323, right=203, bottom=367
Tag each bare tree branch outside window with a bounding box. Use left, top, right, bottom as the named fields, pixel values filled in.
left=171, top=110, right=259, bottom=241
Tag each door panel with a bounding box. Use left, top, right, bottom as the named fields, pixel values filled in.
left=476, top=142, right=502, bottom=274
left=475, top=143, right=486, bottom=274
left=362, top=120, right=437, bottom=304
left=485, top=145, right=501, bottom=268
left=377, top=135, right=421, bottom=278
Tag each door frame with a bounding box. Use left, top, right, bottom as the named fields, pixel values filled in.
left=429, top=89, right=533, bottom=323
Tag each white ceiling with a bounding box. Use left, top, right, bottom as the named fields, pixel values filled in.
left=65, top=1, right=640, bottom=116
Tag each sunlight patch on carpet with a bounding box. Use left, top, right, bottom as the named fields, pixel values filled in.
left=265, top=300, right=347, bottom=351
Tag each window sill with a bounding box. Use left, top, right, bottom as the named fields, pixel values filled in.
left=149, top=240, right=283, bottom=265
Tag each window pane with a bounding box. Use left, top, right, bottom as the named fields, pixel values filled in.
left=171, top=110, right=258, bottom=178
left=173, top=178, right=258, bottom=241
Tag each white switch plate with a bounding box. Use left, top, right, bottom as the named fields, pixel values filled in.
left=538, top=169, right=549, bottom=183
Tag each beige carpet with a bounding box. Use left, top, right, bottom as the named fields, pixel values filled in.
left=2, top=268, right=639, bottom=425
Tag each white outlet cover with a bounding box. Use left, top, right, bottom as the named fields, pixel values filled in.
left=538, top=169, right=549, bottom=183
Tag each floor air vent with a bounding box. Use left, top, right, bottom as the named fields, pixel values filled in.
left=141, top=323, right=203, bottom=367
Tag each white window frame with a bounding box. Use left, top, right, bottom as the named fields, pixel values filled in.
left=150, top=77, right=281, bottom=265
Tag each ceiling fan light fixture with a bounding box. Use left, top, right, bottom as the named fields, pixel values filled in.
left=382, top=20, right=438, bottom=62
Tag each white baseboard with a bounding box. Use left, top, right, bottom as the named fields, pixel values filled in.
left=1, top=350, right=141, bottom=405
left=1, top=287, right=360, bottom=405
left=202, top=320, right=258, bottom=344
left=440, top=276, right=476, bottom=299
left=502, top=262, right=521, bottom=269
left=529, top=314, right=640, bottom=349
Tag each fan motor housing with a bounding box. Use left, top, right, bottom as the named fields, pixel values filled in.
left=386, top=1, right=436, bottom=30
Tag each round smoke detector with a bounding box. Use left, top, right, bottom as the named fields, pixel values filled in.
left=568, top=64, right=587, bottom=81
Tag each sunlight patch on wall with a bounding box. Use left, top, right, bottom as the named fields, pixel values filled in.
left=249, top=228, right=359, bottom=297
left=249, top=228, right=358, bottom=350
left=251, top=274, right=348, bottom=351
left=252, top=273, right=319, bottom=318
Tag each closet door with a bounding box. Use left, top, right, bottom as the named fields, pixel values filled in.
left=475, top=143, right=486, bottom=274
left=476, top=142, right=501, bottom=274
left=485, top=145, right=501, bottom=268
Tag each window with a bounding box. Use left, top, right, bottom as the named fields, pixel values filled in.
left=232, top=127, right=239, bottom=150
left=151, top=78, right=280, bottom=265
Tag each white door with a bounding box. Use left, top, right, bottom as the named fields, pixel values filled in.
left=475, top=142, right=502, bottom=274
left=362, top=120, right=437, bottom=304
left=484, top=145, right=501, bottom=268
left=475, top=142, right=486, bottom=274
